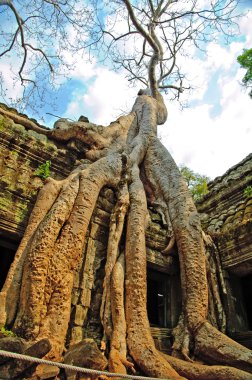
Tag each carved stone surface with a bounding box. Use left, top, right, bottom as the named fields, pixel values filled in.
left=197, top=154, right=252, bottom=275
left=0, top=107, right=78, bottom=241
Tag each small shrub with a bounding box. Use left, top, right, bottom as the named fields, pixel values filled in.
left=34, top=160, right=51, bottom=180
left=244, top=186, right=252, bottom=198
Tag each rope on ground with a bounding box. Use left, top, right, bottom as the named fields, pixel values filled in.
left=0, top=349, right=174, bottom=380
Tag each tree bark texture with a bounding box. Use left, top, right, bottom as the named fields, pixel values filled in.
left=0, top=94, right=252, bottom=379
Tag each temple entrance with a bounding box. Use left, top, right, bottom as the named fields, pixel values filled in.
left=147, top=268, right=181, bottom=328
left=241, top=274, right=252, bottom=330
left=147, top=269, right=168, bottom=327
left=0, top=238, right=17, bottom=290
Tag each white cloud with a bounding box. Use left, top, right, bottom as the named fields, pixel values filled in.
left=0, top=57, right=26, bottom=102
left=159, top=94, right=252, bottom=179
left=158, top=11, right=252, bottom=179
left=63, top=66, right=137, bottom=124
left=159, top=66, right=252, bottom=179
left=206, top=41, right=242, bottom=70
left=239, top=10, right=252, bottom=46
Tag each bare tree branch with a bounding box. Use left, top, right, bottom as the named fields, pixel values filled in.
left=0, top=0, right=241, bottom=113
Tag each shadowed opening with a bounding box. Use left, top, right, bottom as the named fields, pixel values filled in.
left=0, top=239, right=17, bottom=290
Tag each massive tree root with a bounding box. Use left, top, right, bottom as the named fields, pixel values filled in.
left=0, top=93, right=252, bottom=379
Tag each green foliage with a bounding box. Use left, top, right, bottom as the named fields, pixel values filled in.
left=237, top=48, right=252, bottom=98
left=244, top=186, right=252, bottom=198
left=34, top=160, right=51, bottom=180
left=0, top=326, right=15, bottom=337
left=180, top=165, right=210, bottom=201
left=10, top=150, right=18, bottom=156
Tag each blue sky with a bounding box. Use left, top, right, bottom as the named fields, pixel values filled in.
left=0, top=2, right=251, bottom=180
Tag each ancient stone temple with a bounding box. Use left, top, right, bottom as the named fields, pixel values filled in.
left=197, top=155, right=252, bottom=347
left=0, top=104, right=251, bottom=378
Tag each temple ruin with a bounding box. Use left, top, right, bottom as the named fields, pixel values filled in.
left=0, top=104, right=251, bottom=378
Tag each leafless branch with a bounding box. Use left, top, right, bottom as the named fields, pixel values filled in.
left=0, top=0, right=241, bottom=113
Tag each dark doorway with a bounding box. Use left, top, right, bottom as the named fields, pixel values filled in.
left=0, top=239, right=17, bottom=290
left=241, top=275, right=252, bottom=330
left=147, top=269, right=168, bottom=327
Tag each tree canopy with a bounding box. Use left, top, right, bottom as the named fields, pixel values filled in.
left=0, top=0, right=241, bottom=113
left=237, top=48, right=252, bottom=98
left=179, top=165, right=210, bottom=201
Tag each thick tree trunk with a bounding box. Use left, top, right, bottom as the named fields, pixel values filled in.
left=0, top=93, right=252, bottom=379
left=125, top=167, right=184, bottom=379
left=144, top=138, right=208, bottom=357
left=0, top=178, right=62, bottom=326
left=8, top=154, right=124, bottom=360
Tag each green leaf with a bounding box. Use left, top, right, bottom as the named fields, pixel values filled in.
left=237, top=48, right=252, bottom=98
left=34, top=160, right=51, bottom=180
left=179, top=165, right=210, bottom=201
left=244, top=186, right=252, bottom=198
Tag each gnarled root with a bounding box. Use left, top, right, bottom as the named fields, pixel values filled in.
left=162, top=235, right=175, bottom=255
left=0, top=106, right=51, bottom=135
left=172, top=315, right=193, bottom=362
left=13, top=174, right=81, bottom=340
left=100, top=183, right=129, bottom=340
left=163, top=352, right=252, bottom=380
left=0, top=177, right=63, bottom=327
left=194, top=321, right=252, bottom=374
left=109, top=253, right=135, bottom=375
left=144, top=137, right=209, bottom=334
left=125, top=167, right=185, bottom=380
left=12, top=154, right=124, bottom=360
left=204, top=236, right=226, bottom=332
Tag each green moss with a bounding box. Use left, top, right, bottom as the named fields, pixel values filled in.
left=0, top=191, right=29, bottom=224
left=0, top=193, right=12, bottom=210
left=0, top=115, right=11, bottom=131
left=12, top=123, right=26, bottom=135
left=14, top=202, right=28, bottom=224
left=46, top=142, right=57, bottom=152
left=10, top=150, right=19, bottom=157
left=0, top=326, right=16, bottom=337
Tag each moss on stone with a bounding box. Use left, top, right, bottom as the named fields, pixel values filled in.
left=0, top=192, right=12, bottom=211
left=14, top=203, right=29, bottom=224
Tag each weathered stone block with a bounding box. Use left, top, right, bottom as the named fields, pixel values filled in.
left=70, top=326, right=83, bottom=345
left=71, top=287, right=80, bottom=306
left=79, top=288, right=92, bottom=307
left=0, top=338, right=51, bottom=379
left=64, top=339, right=108, bottom=380
left=74, top=305, right=88, bottom=326
left=32, top=363, right=60, bottom=379
left=0, top=336, right=27, bottom=365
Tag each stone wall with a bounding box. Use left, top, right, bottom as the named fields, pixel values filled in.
left=197, top=154, right=252, bottom=340
left=197, top=154, right=252, bottom=275
left=0, top=109, right=77, bottom=242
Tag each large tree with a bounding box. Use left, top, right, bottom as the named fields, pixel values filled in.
left=179, top=165, right=210, bottom=201
left=237, top=48, right=252, bottom=98
left=1, top=1, right=252, bottom=379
